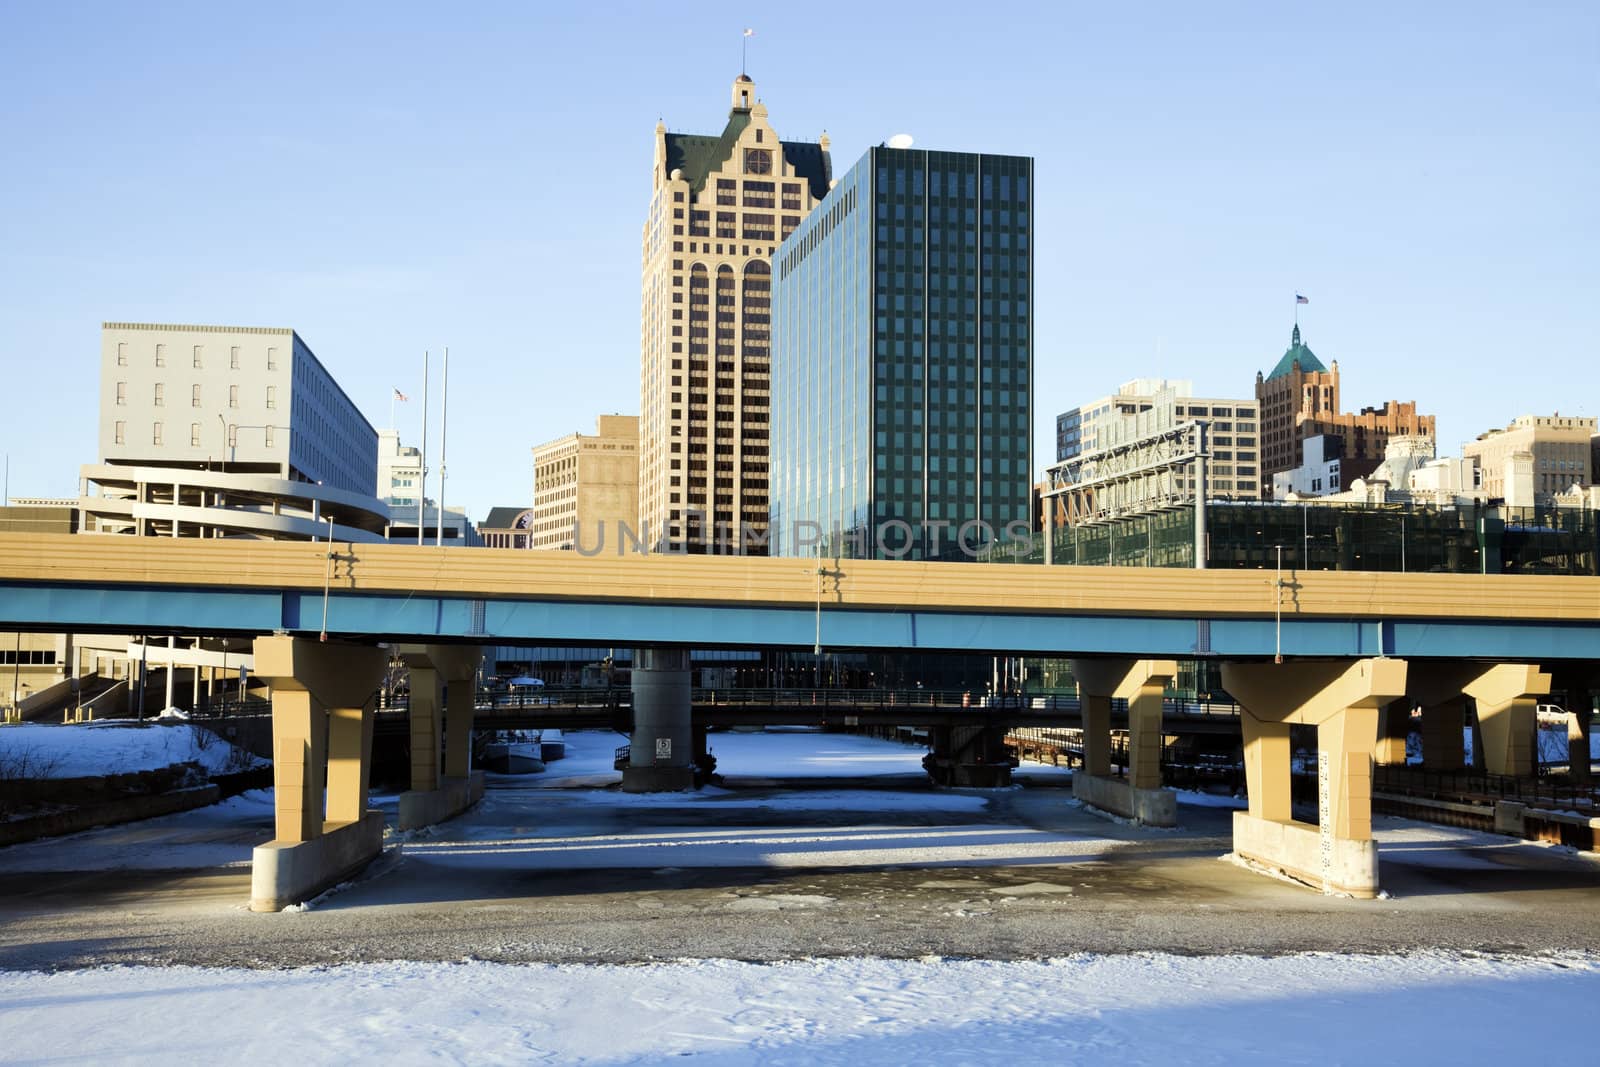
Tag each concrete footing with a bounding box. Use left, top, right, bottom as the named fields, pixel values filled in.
left=1231, top=811, right=1379, bottom=898
left=250, top=810, right=385, bottom=912
left=622, top=765, right=697, bottom=792
left=1072, top=773, right=1177, bottom=826
left=398, top=771, right=485, bottom=831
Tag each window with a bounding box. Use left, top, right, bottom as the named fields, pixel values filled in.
left=116, top=342, right=128, bottom=366
left=192, top=383, right=202, bottom=407
left=190, top=423, right=201, bottom=447
left=264, top=426, right=275, bottom=447
left=229, top=384, right=239, bottom=408
left=114, top=420, right=125, bottom=444
left=192, top=345, right=203, bottom=368
left=228, top=425, right=238, bottom=447
left=153, top=382, right=164, bottom=406
left=266, top=385, right=276, bottom=409
left=115, top=381, right=127, bottom=405
left=266, top=347, right=277, bottom=370
left=152, top=421, right=164, bottom=446
left=230, top=346, right=240, bottom=369
left=744, top=148, right=771, bottom=174
left=155, top=344, right=166, bottom=367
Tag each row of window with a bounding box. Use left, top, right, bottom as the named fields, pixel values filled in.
left=113, top=382, right=274, bottom=410
left=115, top=341, right=278, bottom=371
left=112, top=420, right=278, bottom=448
left=0, top=649, right=56, bottom=665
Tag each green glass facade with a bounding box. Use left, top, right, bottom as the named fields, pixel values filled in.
left=772, top=147, right=1033, bottom=559
left=995, top=501, right=1600, bottom=576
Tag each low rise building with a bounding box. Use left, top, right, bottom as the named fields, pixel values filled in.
left=84, top=323, right=387, bottom=541
left=1464, top=415, right=1597, bottom=505
left=478, top=507, right=536, bottom=549
left=530, top=415, right=639, bottom=551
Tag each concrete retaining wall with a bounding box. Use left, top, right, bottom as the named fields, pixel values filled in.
left=1497, top=801, right=1600, bottom=851
left=0, top=784, right=221, bottom=847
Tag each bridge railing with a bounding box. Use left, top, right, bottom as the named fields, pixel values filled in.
left=1374, top=764, right=1599, bottom=815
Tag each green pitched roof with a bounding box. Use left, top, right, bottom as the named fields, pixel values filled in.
left=1266, top=324, right=1327, bottom=380
left=664, top=110, right=831, bottom=201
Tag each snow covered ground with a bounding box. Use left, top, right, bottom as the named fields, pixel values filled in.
left=3, top=729, right=1599, bottom=1061
left=1, top=951, right=1596, bottom=1064
left=0, top=721, right=264, bottom=778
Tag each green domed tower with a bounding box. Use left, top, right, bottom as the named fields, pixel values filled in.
left=1255, top=324, right=1341, bottom=496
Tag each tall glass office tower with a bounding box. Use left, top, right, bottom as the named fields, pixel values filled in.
left=771, top=147, right=1033, bottom=560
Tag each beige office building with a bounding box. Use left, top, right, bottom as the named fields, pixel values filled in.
left=530, top=414, right=640, bottom=550
left=639, top=75, right=832, bottom=552
left=1464, top=414, right=1597, bottom=504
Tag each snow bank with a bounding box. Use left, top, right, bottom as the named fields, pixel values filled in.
left=0, top=722, right=265, bottom=779
left=0, top=951, right=1594, bottom=1064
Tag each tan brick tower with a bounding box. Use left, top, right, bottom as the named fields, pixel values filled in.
left=639, top=74, right=831, bottom=552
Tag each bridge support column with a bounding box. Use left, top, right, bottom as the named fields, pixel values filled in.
left=249, top=636, right=386, bottom=912
left=408, top=666, right=443, bottom=792
left=1469, top=665, right=1549, bottom=778
left=1069, top=659, right=1177, bottom=826
left=923, top=724, right=1013, bottom=787
left=1418, top=696, right=1468, bottom=771
left=398, top=645, right=485, bottom=830
left=1552, top=668, right=1598, bottom=785
left=1222, top=657, right=1408, bottom=897
left=624, top=647, right=695, bottom=792
left=326, top=700, right=375, bottom=825
left=1409, top=664, right=1550, bottom=777
left=1374, top=702, right=1413, bottom=767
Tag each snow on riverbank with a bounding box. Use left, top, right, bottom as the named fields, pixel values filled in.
left=0, top=721, right=264, bottom=778
left=1, top=951, right=1595, bottom=1064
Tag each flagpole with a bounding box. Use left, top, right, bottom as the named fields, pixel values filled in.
left=437, top=347, right=448, bottom=547
left=419, top=350, right=428, bottom=546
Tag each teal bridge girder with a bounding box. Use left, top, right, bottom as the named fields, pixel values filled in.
left=1, top=579, right=1598, bottom=662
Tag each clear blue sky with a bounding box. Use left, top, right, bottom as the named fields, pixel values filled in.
left=2, top=1, right=1595, bottom=518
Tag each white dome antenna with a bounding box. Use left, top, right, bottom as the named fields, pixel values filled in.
left=887, top=133, right=914, bottom=149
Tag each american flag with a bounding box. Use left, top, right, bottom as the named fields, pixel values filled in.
left=743, top=27, right=755, bottom=37
left=393, top=388, right=409, bottom=402
left=1295, top=294, right=1309, bottom=305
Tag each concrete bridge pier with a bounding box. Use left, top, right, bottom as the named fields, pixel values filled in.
left=1418, top=695, right=1469, bottom=770
left=1411, top=663, right=1550, bottom=776
left=1069, top=659, right=1178, bottom=826
left=1466, top=665, right=1550, bottom=778
left=1223, top=657, right=1408, bottom=898
left=249, top=635, right=387, bottom=912
left=397, top=644, right=485, bottom=830
left=624, top=647, right=696, bottom=792
left=1554, top=667, right=1598, bottom=784
left=1374, top=701, right=1413, bottom=766
left=923, top=724, right=1013, bottom=787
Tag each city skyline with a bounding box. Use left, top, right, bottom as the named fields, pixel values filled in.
left=2, top=2, right=1594, bottom=517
